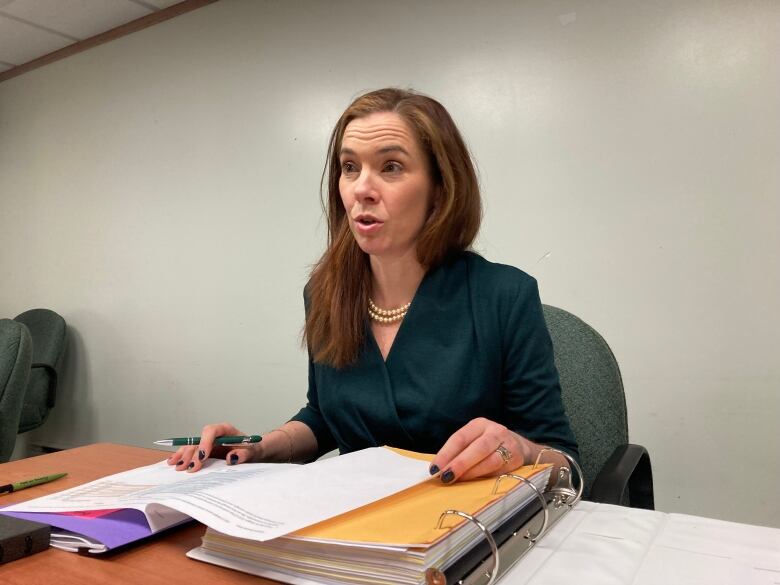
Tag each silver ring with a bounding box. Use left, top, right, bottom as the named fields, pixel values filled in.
left=435, top=510, right=499, bottom=585
left=495, top=443, right=512, bottom=465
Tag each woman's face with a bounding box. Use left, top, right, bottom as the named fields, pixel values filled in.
left=338, top=112, right=435, bottom=261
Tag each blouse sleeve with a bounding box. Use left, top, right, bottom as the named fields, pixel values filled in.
left=288, top=288, right=338, bottom=458
left=289, top=355, right=338, bottom=458
left=501, top=277, right=580, bottom=464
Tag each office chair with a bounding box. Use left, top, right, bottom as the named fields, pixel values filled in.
left=0, top=319, right=33, bottom=462
left=14, top=309, right=67, bottom=434
left=543, top=304, right=654, bottom=509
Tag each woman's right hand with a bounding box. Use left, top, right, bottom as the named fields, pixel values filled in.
left=166, top=422, right=263, bottom=473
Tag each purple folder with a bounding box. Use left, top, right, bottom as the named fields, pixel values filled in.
left=0, top=508, right=192, bottom=551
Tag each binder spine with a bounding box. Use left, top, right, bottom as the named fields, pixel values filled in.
left=492, top=474, right=548, bottom=542
left=426, top=510, right=500, bottom=585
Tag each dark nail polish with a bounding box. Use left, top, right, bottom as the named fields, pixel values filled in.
left=198, top=450, right=205, bottom=461
left=429, top=464, right=440, bottom=475
left=441, top=470, right=455, bottom=484
left=177, top=460, right=184, bottom=466
left=188, top=462, right=195, bottom=469
left=229, top=453, right=238, bottom=465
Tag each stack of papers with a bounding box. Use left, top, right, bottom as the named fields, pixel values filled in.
left=2, top=445, right=551, bottom=583
left=188, top=451, right=552, bottom=585
left=1, top=447, right=431, bottom=552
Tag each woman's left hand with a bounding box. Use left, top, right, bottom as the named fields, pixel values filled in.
left=429, top=417, right=534, bottom=483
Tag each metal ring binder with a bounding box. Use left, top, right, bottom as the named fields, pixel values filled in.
left=491, top=474, right=548, bottom=542
left=431, top=510, right=499, bottom=585
left=533, top=447, right=584, bottom=507
left=428, top=456, right=583, bottom=585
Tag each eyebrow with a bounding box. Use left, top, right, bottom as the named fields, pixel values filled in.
left=339, top=145, right=411, bottom=157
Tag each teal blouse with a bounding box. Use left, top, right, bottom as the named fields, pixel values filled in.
left=292, top=252, right=579, bottom=462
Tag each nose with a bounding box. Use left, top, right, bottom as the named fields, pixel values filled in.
left=353, top=168, right=379, bottom=204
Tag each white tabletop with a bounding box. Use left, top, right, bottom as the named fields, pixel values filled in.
left=501, top=501, right=780, bottom=585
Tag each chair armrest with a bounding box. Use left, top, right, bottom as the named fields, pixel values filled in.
left=31, top=362, right=58, bottom=408
left=589, top=443, right=654, bottom=510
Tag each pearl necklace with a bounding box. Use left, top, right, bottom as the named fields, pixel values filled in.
left=368, top=298, right=411, bottom=324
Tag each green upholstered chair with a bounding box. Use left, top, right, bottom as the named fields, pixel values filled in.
left=0, top=319, right=33, bottom=462
left=14, top=309, right=67, bottom=433
left=543, top=304, right=654, bottom=509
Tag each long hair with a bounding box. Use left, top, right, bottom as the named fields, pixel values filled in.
left=305, top=88, right=482, bottom=368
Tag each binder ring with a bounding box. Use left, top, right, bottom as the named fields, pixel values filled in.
left=491, top=474, right=548, bottom=542
left=435, top=510, right=499, bottom=585
left=532, top=447, right=584, bottom=506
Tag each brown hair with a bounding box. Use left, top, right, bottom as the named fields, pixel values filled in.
left=305, top=88, right=482, bottom=368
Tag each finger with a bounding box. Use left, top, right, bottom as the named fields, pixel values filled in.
left=187, top=423, right=245, bottom=472
left=173, top=446, right=198, bottom=472
left=430, top=418, right=498, bottom=475
left=167, top=446, right=187, bottom=465
left=225, top=447, right=254, bottom=466
left=458, top=448, right=513, bottom=481
left=439, top=431, right=505, bottom=483
left=458, top=431, right=528, bottom=481
left=191, top=423, right=246, bottom=473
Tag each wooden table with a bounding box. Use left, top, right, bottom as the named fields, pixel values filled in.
left=0, top=443, right=274, bottom=584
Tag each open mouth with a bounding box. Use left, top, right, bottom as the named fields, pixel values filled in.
left=355, top=215, right=382, bottom=227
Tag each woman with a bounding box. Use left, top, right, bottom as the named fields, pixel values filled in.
left=169, top=88, right=578, bottom=483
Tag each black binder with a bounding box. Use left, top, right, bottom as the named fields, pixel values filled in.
left=425, top=447, right=583, bottom=585
left=0, top=514, right=50, bottom=565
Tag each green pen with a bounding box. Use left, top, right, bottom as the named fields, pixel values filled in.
left=153, top=435, right=262, bottom=447
left=0, top=472, right=68, bottom=494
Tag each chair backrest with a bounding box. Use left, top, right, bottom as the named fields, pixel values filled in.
left=542, top=305, right=628, bottom=498
left=14, top=309, right=67, bottom=433
left=0, top=319, right=33, bottom=462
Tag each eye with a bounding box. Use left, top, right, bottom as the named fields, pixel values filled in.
left=341, top=161, right=358, bottom=174
left=383, top=161, right=402, bottom=173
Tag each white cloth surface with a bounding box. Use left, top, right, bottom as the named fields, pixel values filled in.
left=501, top=501, right=780, bottom=585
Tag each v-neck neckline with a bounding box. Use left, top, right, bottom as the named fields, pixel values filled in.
left=367, top=267, right=432, bottom=366
left=368, top=300, right=413, bottom=366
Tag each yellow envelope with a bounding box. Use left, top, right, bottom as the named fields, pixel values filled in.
left=291, top=448, right=550, bottom=547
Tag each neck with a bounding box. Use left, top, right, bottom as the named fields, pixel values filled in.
left=369, top=249, right=426, bottom=308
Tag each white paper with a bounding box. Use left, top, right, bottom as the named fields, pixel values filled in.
left=501, top=501, right=780, bottom=585
left=5, top=447, right=430, bottom=541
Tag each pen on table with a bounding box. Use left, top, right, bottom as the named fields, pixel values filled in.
left=0, top=472, right=68, bottom=495
left=153, top=435, right=263, bottom=447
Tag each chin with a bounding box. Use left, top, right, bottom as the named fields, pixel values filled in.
left=356, top=243, right=386, bottom=257
left=351, top=234, right=383, bottom=256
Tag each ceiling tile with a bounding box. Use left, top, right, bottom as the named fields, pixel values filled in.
left=1, top=0, right=153, bottom=40
left=0, top=15, right=73, bottom=64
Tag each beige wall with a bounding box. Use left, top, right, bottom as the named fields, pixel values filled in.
left=1, top=0, right=778, bottom=527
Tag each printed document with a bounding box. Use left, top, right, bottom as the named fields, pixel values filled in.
left=4, top=447, right=430, bottom=541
